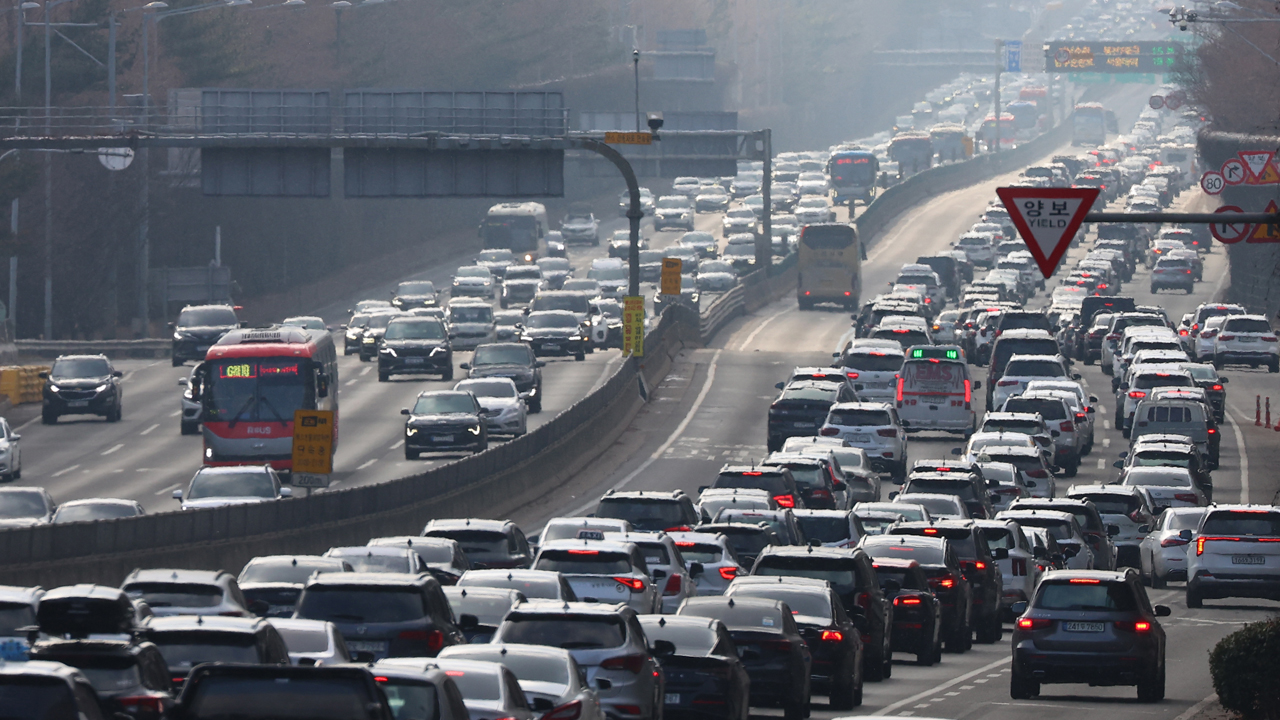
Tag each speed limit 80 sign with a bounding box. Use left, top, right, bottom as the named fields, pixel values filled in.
left=1200, top=170, right=1225, bottom=196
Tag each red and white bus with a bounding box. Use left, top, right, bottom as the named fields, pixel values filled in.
left=194, top=327, right=339, bottom=470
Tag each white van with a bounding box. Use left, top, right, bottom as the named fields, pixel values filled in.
left=896, top=345, right=977, bottom=435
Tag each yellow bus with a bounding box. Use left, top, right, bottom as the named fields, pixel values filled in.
left=797, top=223, right=862, bottom=311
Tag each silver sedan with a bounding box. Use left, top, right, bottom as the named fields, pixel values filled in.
left=455, top=378, right=528, bottom=436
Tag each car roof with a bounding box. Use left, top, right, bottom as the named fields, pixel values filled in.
left=507, top=600, right=630, bottom=616
left=0, top=659, right=87, bottom=682
left=144, top=615, right=265, bottom=633
left=0, top=584, right=42, bottom=604
left=124, top=568, right=228, bottom=584
left=756, top=545, right=859, bottom=560
left=997, top=509, right=1076, bottom=522
left=304, top=572, right=431, bottom=588
left=425, top=518, right=510, bottom=532
left=1040, top=569, right=1130, bottom=584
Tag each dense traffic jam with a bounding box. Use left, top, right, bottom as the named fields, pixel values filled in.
left=4, top=13, right=1275, bottom=720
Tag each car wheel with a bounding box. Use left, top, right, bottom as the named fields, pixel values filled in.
left=864, top=644, right=886, bottom=682
left=1212, top=355, right=1224, bottom=370
left=441, top=365, right=454, bottom=381
left=11, top=468, right=18, bottom=480
left=944, top=620, right=967, bottom=653
left=828, top=666, right=858, bottom=710
left=1151, top=569, right=1167, bottom=589
left=575, top=350, right=586, bottom=361
left=360, top=353, right=371, bottom=363
left=1137, top=664, right=1165, bottom=703
left=783, top=702, right=805, bottom=720
left=181, top=420, right=199, bottom=435
left=171, top=356, right=184, bottom=368
left=405, top=448, right=419, bottom=461
left=1186, top=587, right=1203, bottom=608
left=1270, top=357, right=1279, bottom=373
left=107, top=405, right=122, bottom=423
left=1009, top=671, right=1040, bottom=699
left=1064, top=458, right=1078, bottom=477
left=975, top=611, right=1002, bottom=643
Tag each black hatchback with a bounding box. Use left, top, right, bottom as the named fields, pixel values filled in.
left=767, top=380, right=856, bottom=452
left=401, top=391, right=487, bottom=459
left=41, top=355, right=124, bottom=424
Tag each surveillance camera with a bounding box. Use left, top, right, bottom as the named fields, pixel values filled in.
left=646, top=112, right=664, bottom=132
left=1179, top=20, right=1189, bottom=29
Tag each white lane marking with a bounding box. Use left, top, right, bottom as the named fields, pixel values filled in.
left=102, top=443, right=124, bottom=456
left=391, top=439, right=405, bottom=449
left=958, top=685, right=975, bottom=690
left=1096, top=458, right=1105, bottom=469
left=878, top=656, right=1009, bottom=715
left=565, top=349, right=724, bottom=518
left=973, top=678, right=989, bottom=684
left=1172, top=694, right=1219, bottom=720
left=1224, top=409, right=1249, bottom=503
left=169, top=410, right=181, bottom=417
left=51, top=464, right=80, bottom=478
left=360, top=366, right=372, bottom=377
left=1102, top=437, right=1111, bottom=447
left=111, top=468, right=123, bottom=473
left=15, top=416, right=39, bottom=430
left=140, top=423, right=160, bottom=436
left=737, top=306, right=792, bottom=352
left=357, top=459, right=378, bottom=471
left=1097, top=404, right=1106, bottom=414
left=345, top=378, right=360, bottom=386
left=1103, top=420, right=1111, bottom=429
left=155, top=483, right=181, bottom=495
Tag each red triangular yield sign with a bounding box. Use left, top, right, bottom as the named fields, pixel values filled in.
left=995, top=187, right=1100, bottom=279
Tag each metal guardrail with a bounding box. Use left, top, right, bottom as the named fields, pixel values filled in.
left=16, top=338, right=170, bottom=359
left=698, top=283, right=748, bottom=341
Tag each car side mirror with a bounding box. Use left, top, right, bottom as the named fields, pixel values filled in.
left=172, top=489, right=183, bottom=501
left=689, top=562, right=704, bottom=578
left=535, top=361, right=547, bottom=368
left=178, top=378, right=189, bottom=387
left=652, top=639, right=676, bottom=659
left=1087, top=406, right=1095, bottom=413
left=10, top=434, right=18, bottom=442
left=993, top=548, right=1009, bottom=560
left=459, top=363, right=471, bottom=370
left=113, top=370, right=123, bottom=378
left=888, top=491, right=899, bottom=500
left=1025, top=480, right=1037, bottom=488
left=1219, top=377, right=1229, bottom=384
left=1072, top=373, right=1082, bottom=380
left=1051, top=430, right=1060, bottom=437
left=1154, top=605, right=1172, bottom=617
left=279, top=487, right=293, bottom=498
left=989, top=492, right=1001, bottom=503
left=1179, top=529, right=1193, bottom=541
left=1089, top=395, right=1098, bottom=402
left=1113, top=460, right=1125, bottom=468
left=950, top=447, right=963, bottom=456
left=37, top=372, right=47, bottom=379
left=652, top=569, right=667, bottom=581
left=1062, top=545, right=1080, bottom=558
left=1106, top=524, right=1120, bottom=536
left=972, top=380, right=981, bottom=389
left=738, top=647, right=762, bottom=662
left=458, top=613, right=479, bottom=630
left=883, top=578, right=901, bottom=596
left=1120, top=383, right=1130, bottom=391
left=401, top=408, right=411, bottom=416
left=1138, top=525, right=1150, bottom=534
left=350, top=650, right=376, bottom=664
left=595, top=678, right=613, bottom=691
left=832, top=481, right=847, bottom=491
left=1010, top=601, right=1028, bottom=616
left=1031, top=546, right=1046, bottom=559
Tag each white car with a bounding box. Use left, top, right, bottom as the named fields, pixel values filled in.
left=1185, top=505, right=1280, bottom=608
left=721, top=206, right=757, bottom=236
left=974, top=518, right=1043, bottom=610
left=1119, top=467, right=1207, bottom=510
left=820, top=401, right=908, bottom=481
left=1117, top=365, right=1195, bottom=435
left=890, top=492, right=968, bottom=520
left=992, top=354, right=1071, bottom=409
left=1001, top=392, right=1082, bottom=477
left=1212, top=314, right=1279, bottom=372
left=671, top=176, right=701, bottom=197
left=1192, top=315, right=1228, bottom=360
left=833, top=341, right=905, bottom=401
left=653, top=196, right=695, bottom=231
left=532, top=539, right=658, bottom=613
left=996, top=509, right=1094, bottom=569
left=1138, top=506, right=1207, bottom=587
left=695, top=488, right=777, bottom=519
left=454, top=378, right=528, bottom=436
left=446, top=301, right=498, bottom=350
left=976, top=445, right=1056, bottom=499
left=963, top=431, right=1042, bottom=464
left=438, top=644, right=607, bottom=720
left=173, top=465, right=292, bottom=509
left=794, top=196, right=835, bottom=224
left=1065, top=484, right=1156, bottom=571
left=603, top=531, right=695, bottom=613
left=534, top=517, right=632, bottom=550
left=796, top=171, right=830, bottom=196
left=0, top=417, right=23, bottom=480
left=452, top=266, right=497, bottom=299
left=1023, top=380, right=1097, bottom=448
left=955, top=233, right=996, bottom=267
left=667, top=530, right=747, bottom=595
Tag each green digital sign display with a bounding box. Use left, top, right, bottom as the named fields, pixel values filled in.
left=910, top=348, right=960, bottom=360
left=1045, top=41, right=1189, bottom=74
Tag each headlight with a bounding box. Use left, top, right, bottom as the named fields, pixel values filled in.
left=363, top=337, right=376, bottom=343
left=173, top=332, right=185, bottom=340
left=467, top=425, right=482, bottom=435
left=346, top=330, right=359, bottom=338
left=520, top=335, right=533, bottom=342
left=94, top=384, right=109, bottom=393
left=392, top=298, right=404, bottom=306
left=381, top=347, right=397, bottom=357
left=429, top=346, right=445, bottom=356
left=406, top=427, right=418, bottom=436
left=49, top=384, right=60, bottom=392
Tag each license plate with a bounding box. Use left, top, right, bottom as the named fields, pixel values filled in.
left=404, top=357, right=424, bottom=365
left=1063, top=622, right=1105, bottom=632
left=431, top=435, right=453, bottom=443
left=794, top=421, right=812, bottom=428
left=544, top=344, right=560, bottom=351
left=346, top=641, right=388, bottom=654
left=665, top=694, right=680, bottom=705
left=67, top=400, right=89, bottom=408
left=850, top=434, right=871, bottom=443
left=196, top=345, right=210, bottom=352
left=1232, top=555, right=1265, bottom=565
left=1239, top=337, right=1258, bottom=343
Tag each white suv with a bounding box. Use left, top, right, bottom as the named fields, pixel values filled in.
left=820, top=401, right=908, bottom=481
left=1116, top=365, right=1195, bottom=436
left=1186, top=505, right=1280, bottom=608
left=992, top=354, right=1072, bottom=409
left=832, top=343, right=905, bottom=401
left=1212, top=314, right=1279, bottom=373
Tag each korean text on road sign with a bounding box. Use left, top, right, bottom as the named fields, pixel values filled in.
left=996, top=187, right=1100, bottom=279
left=292, top=409, right=334, bottom=475
left=622, top=296, right=645, bottom=357
left=660, top=258, right=683, bottom=296
left=605, top=132, right=653, bottom=145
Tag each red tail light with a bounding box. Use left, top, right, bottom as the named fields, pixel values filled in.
left=663, top=573, right=683, bottom=596
left=819, top=427, right=839, bottom=436
left=719, top=566, right=738, bottom=580
left=117, top=696, right=164, bottom=714
left=172, top=678, right=186, bottom=686
left=601, top=654, right=646, bottom=673
left=854, top=591, right=871, bottom=610
left=542, top=701, right=583, bottom=720
left=773, top=494, right=796, bottom=508
left=1027, top=469, right=1049, bottom=478
left=1265, top=336, right=1278, bottom=342
left=997, top=379, right=1019, bottom=386
left=1106, top=333, right=1121, bottom=340
left=1208, top=428, right=1217, bottom=435
left=761, top=639, right=794, bottom=652
left=1016, top=617, right=1051, bottom=630
left=614, top=577, right=646, bottom=592
left=399, top=629, right=445, bottom=652
left=846, top=371, right=859, bottom=379
left=964, top=379, right=972, bottom=406
left=1179, top=329, right=1188, bottom=336
left=1128, top=391, right=1146, bottom=399
left=1059, top=421, right=1074, bottom=432
left=1219, top=334, right=1235, bottom=341
left=664, top=526, right=691, bottom=532
left=1196, top=536, right=1207, bottom=555
left=1174, top=493, right=1199, bottom=504
left=1116, top=620, right=1151, bottom=633
left=1211, top=384, right=1224, bottom=391
left=821, top=629, right=844, bottom=641
left=1201, top=329, right=1218, bottom=338
left=1012, top=558, right=1026, bottom=576
left=974, top=561, right=986, bottom=570
left=876, top=428, right=897, bottom=437
left=1075, top=412, right=1087, bottom=421
left=930, top=575, right=956, bottom=589
left=1070, top=578, right=1100, bottom=584
left=893, top=595, right=923, bottom=606
left=810, top=488, right=832, bottom=500
left=896, top=377, right=905, bottom=403
left=1160, top=536, right=1189, bottom=548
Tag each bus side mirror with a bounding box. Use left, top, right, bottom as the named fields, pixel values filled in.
left=317, top=373, right=330, bottom=398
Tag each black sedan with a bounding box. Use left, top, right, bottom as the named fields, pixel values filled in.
left=639, top=615, right=752, bottom=720
left=520, top=310, right=588, bottom=361
left=678, top=596, right=812, bottom=720
left=378, top=317, right=453, bottom=382
left=868, top=557, right=943, bottom=665
left=401, top=391, right=488, bottom=459
left=726, top=578, right=864, bottom=709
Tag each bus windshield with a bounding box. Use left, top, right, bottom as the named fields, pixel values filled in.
left=801, top=226, right=855, bottom=250
left=207, top=359, right=311, bottom=424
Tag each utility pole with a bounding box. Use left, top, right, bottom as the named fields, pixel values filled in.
left=632, top=49, right=640, bottom=132
left=42, top=0, right=51, bottom=339
left=993, top=39, right=1003, bottom=154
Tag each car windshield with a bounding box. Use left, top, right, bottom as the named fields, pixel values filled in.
left=0, top=492, right=48, bottom=519
left=49, top=357, right=113, bottom=382
left=501, top=615, right=626, bottom=649
left=982, top=419, right=1041, bottom=434
left=189, top=470, right=276, bottom=499
left=296, top=587, right=425, bottom=623
left=53, top=502, right=139, bottom=523
left=1075, top=494, right=1140, bottom=516
left=795, top=516, right=851, bottom=543
left=386, top=320, right=446, bottom=340
left=149, top=631, right=259, bottom=668
left=906, top=479, right=977, bottom=501
left=398, top=282, right=435, bottom=295
left=866, top=541, right=944, bottom=563
left=273, top=627, right=330, bottom=653
left=0, top=602, right=36, bottom=635
left=767, top=463, right=825, bottom=489
left=178, top=307, right=237, bottom=327
left=828, top=409, right=891, bottom=426
left=701, top=262, right=734, bottom=274
left=1004, top=360, right=1064, bottom=377
left=442, top=669, right=500, bottom=701
left=457, top=267, right=491, bottom=278
left=588, top=267, right=627, bottom=281
left=445, top=593, right=515, bottom=627
left=532, top=295, right=589, bottom=314
left=841, top=352, right=903, bottom=372
left=71, top=658, right=142, bottom=694
left=680, top=602, right=788, bottom=630
left=1001, top=398, right=1066, bottom=420
left=674, top=542, right=722, bottom=563
left=0, top=676, right=78, bottom=720
left=380, top=679, right=439, bottom=720
left=641, top=622, right=717, bottom=656
left=240, top=560, right=342, bottom=584
left=473, top=345, right=530, bottom=366
left=538, top=258, right=571, bottom=271
left=450, top=306, right=493, bottom=324
left=1035, top=581, right=1137, bottom=611
left=1011, top=518, right=1073, bottom=540
left=412, top=394, right=476, bottom=415
left=753, top=559, right=856, bottom=587
left=366, top=315, right=397, bottom=330
left=1200, top=511, right=1280, bottom=536
left=456, top=380, right=517, bottom=399
left=657, top=198, right=687, bottom=209
left=328, top=551, right=412, bottom=574
left=535, top=550, right=633, bottom=575
left=734, top=588, right=831, bottom=620
left=526, top=313, right=578, bottom=329
left=184, top=674, right=380, bottom=720
left=596, top=498, right=686, bottom=528
left=478, top=250, right=513, bottom=263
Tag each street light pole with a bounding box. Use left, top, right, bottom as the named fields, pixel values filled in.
left=42, top=0, right=51, bottom=339
left=632, top=49, right=640, bottom=132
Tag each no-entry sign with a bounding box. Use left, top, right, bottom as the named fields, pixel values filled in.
left=995, top=187, right=1100, bottom=278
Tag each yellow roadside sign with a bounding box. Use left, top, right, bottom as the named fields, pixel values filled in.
left=660, top=258, right=683, bottom=295
left=622, top=296, right=645, bottom=357
left=605, top=132, right=653, bottom=145
left=292, top=409, right=334, bottom=476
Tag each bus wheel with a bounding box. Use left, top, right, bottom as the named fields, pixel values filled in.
left=405, top=448, right=419, bottom=461
left=798, top=298, right=813, bottom=311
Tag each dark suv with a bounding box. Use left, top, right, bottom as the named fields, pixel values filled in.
left=422, top=518, right=533, bottom=569
left=463, top=343, right=546, bottom=414
left=378, top=317, right=453, bottom=382
left=41, top=355, right=124, bottom=424
left=901, top=471, right=996, bottom=520
left=1010, top=569, right=1170, bottom=702
left=29, top=639, right=174, bottom=720
left=594, top=489, right=702, bottom=532
left=142, top=615, right=290, bottom=688
left=768, top=380, right=858, bottom=452
left=710, top=465, right=806, bottom=510
left=293, top=572, right=464, bottom=661
left=750, top=545, right=893, bottom=681
left=172, top=664, right=395, bottom=720
left=887, top=520, right=1003, bottom=644
left=170, top=304, right=239, bottom=367
left=860, top=534, right=970, bottom=654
